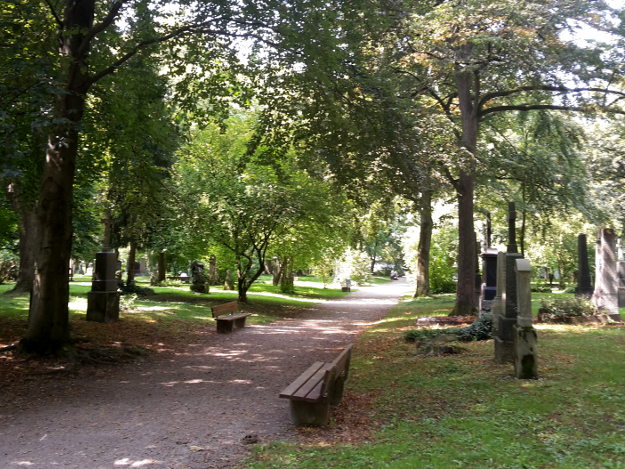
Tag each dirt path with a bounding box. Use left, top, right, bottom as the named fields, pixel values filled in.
left=0, top=279, right=411, bottom=469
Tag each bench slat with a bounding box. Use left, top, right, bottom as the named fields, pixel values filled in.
left=216, top=313, right=251, bottom=322
left=292, top=367, right=329, bottom=401
left=280, top=362, right=325, bottom=400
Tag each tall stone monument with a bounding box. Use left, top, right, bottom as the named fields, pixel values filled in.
left=513, top=258, right=538, bottom=379
left=575, top=233, right=593, bottom=297
left=87, top=216, right=120, bottom=322
left=495, top=202, right=523, bottom=363
left=190, top=260, right=208, bottom=294
left=592, top=228, right=621, bottom=320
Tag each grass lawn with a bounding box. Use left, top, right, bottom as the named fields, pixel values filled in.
left=0, top=275, right=350, bottom=350
left=245, top=292, right=625, bottom=469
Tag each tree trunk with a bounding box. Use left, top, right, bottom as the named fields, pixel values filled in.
left=10, top=206, right=37, bottom=294
left=370, top=240, right=378, bottom=274
left=20, top=1, right=95, bottom=353
left=451, top=67, right=478, bottom=316
left=414, top=190, right=433, bottom=297
left=272, top=257, right=282, bottom=286
left=126, top=242, right=137, bottom=287
left=280, top=256, right=294, bottom=294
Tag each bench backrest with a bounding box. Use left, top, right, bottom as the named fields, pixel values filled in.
left=211, top=300, right=239, bottom=318
left=329, top=344, right=352, bottom=380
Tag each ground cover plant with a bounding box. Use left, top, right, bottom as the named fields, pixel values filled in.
left=245, top=293, right=625, bottom=468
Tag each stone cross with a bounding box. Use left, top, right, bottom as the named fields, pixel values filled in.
left=513, top=258, right=538, bottom=379
left=575, top=233, right=593, bottom=297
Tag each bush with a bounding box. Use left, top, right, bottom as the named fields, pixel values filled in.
left=538, top=297, right=597, bottom=323
left=456, top=313, right=492, bottom=341
left=0, top=250, right=18, bottom=284
left=403, top=314, right=492, bottom=343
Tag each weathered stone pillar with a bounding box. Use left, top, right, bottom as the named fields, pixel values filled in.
left=575, top=233, right=593, bottom=297
left=190, top=260, right=208, bottom=294
left=209, top=255, right=218, bottom=285
left=592, top=228, right=621, bottom=320
left=513, top=258, right=538, bottom=379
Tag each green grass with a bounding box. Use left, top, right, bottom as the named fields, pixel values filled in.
left=0, top=275, right=348, bottom=326
left=244, top=292, right=625, bottom=469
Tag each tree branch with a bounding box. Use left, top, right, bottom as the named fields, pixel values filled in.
left=78, top=0, right=129, bottom=57
left=44, top=0, right=63, bottom=28
left=479, top=85, right=625, bottom=108
left=480, top=103, right=625, bottom=117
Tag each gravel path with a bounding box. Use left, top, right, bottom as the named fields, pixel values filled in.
left=0, top=279, right=411, bottom=469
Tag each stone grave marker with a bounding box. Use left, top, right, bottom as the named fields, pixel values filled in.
left=87, top=215, right=120, bottom=322
left=575, top=233, right=593, bottom=297
left=592, top=228, right=621, bottom=320
left=513, top=258, right=538, bottom=379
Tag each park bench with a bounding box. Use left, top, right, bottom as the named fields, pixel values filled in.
left=279, top=345, right=352, bottom=426
left=210, top=300, right=251, bottom=333
left=167, top=275, right=190, bottom=283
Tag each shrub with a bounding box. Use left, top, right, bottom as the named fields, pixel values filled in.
left=403, top=314, right=492, bottom=343
left=538, top=297, right=597, bottom=323
left=456, top=313, right=492, bottom=341
left=0, top=250, right=18, bottom=284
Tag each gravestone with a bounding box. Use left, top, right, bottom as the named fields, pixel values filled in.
left=87, top=216, right=120, bottom=322
left=513, top=258, right=538, bottom=379
left=496, top=202, right=523, bottom=363
left=592, top=228, right=621, bottom=320
left=491, top=252, right=506, bottom=346
left=190, top=260, right=208, bottom=293
left=618, top=260, right=625, bottom=308
left=480, top=247, right=498, bottom=313
left=224, top=269, right=234, bottom=290
left=575, top=233, right=593, bottom=297
left=209, top=255, right=218, bottom=285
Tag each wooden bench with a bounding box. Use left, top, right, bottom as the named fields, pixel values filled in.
left=210, top=300, right=251, bottom=333
left=279, top=345, right=352, bottom=426
left=167, top=275, right=190, bottom=283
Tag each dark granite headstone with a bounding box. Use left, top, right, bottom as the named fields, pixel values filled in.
left=496, top=202, right=523, bottom=363
left=480, top=247, right=498, bottom=312
left=575, top=233, right=593, bottom=297
left=87, top=251, right=120, bottom=322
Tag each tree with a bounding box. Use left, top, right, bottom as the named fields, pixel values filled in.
left=387, top=0, right=625, bottom=314
left=174, top=112, right=346, bottom=302
left=10, top=0, right=342, bottom=353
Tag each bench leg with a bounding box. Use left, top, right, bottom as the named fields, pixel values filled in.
left=234, top=316, right=247, bottom=329
left=289, top=399, right=330, bottom=426
left=216, top=319, right=234, bottom=333
left=328, top=376, right=346, bottom=406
